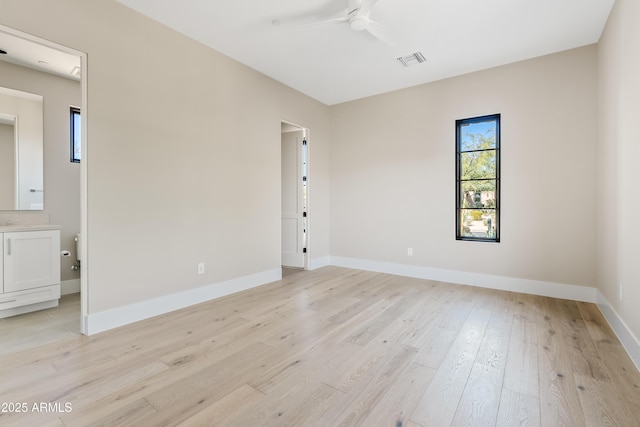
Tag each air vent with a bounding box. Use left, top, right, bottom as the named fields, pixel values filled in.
left=396, top=52, right=427, bottom=68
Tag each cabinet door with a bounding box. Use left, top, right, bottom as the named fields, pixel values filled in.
left=3, top=230, right=60, bottom=293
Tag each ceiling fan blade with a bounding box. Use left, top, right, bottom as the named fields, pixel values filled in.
left=358, top=0, right=380, bottom=15
left=274, top=6, right=349, bottom=29
left=366, top=20, right=392, bottom=45
left=292, top=16, right=349, bottom=30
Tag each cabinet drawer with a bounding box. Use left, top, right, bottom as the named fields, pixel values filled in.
left=0, top=285, right=60, bottom=311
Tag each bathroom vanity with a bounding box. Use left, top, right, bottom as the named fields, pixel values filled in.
left=0, top=225, right=60, bottom=318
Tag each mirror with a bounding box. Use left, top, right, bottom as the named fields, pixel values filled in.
left=0, top=87, right=43, bottom=210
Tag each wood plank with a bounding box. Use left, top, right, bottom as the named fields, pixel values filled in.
left=475, top=292, right=515, bottom=370
left=174, top=384, right=265, bottom=426
left=330, top=345, right=419, bottom=426
left=576, top=301, right=640, bottom=414
left=410, top=306, right=492, bottom=426
left=512, top=293, right=540, bottom=344
left=277, top=383, right=344, bottom=427
left=64, top=398, right=157, bottom=427
left=412, top=326, right=459, bottom=369
left=359, top=362, right=437, bottom=427
left=450, top=362, right=503, bottom=426
left=554, top=298, right=610, bottom=381
left=574, top=373, right=636, bottom=427
left=321, top=338, right=401, bottom=393
left=536, top=296, right=587, bottom=426
left=503, top=328, right=539, bottom=397
left=348, top=294, right=421, bottom=346
left=495, top=388, right=541, bottom=427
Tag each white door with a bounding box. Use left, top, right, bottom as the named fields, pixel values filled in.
left=281, top=129, right=305, bottom=267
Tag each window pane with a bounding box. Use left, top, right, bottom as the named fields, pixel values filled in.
left=70, top=107, right=81, bottom=163
left=456, top=113, right=500, bottom=242
left=72, top=111, right=81, bottom=161
left=459, top=209, right=498, bottom=239
left=459, top=120, right=497, bottom=151
left=460, top=150, right=496, bottom=180
left=460, top=180, right=496, bottom=209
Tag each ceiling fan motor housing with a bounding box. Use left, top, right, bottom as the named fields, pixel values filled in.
left=350, top=14, right=370, bottom=31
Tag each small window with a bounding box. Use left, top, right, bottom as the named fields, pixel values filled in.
left=70, top=106, right=81, bottom=163
left=456, top=114, right=500, bottom=242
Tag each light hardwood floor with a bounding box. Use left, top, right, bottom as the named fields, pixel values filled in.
left=0, top=266, right=638, bottom=426
left=0, top=293, right=81, bottom=357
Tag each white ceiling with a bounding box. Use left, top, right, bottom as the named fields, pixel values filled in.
left=1, top=1, right=615, bottom=104
left=115, top=0, right=614, bottom=105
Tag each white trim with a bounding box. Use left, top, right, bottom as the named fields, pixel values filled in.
left=79, top=48, right=88, bottom=336
left=596, top=291, right=640, bottom=371
left=85, top=268, right=282, bottom=335
left=329, top=256, right=597, bottom=302
left=309, top=256, right=330, bottom=270
left=61, top=279, right=81, bottom=295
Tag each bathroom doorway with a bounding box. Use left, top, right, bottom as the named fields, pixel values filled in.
left=0, top=25, right=88, bottom=351
left=281, top=121, right=309, bottom=272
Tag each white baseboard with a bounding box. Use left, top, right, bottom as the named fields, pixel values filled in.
left=596, top=291, right=640, bottom=370
left=85, top=268, right=282, bottom=335
left=329, top=256, right=597, bottom=303
left=61, top=279, right=81, bottom=295
left=309, top=256, right=330, bottom=270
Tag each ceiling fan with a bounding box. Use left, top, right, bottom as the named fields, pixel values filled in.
left=274, top=0, right=392, bottom=45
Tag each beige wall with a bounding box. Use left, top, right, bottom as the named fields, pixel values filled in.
left=0, top=0, right=331, bottom=314
left=0, top=61, right=81, bottom=280
left=597, top=0, right=640, bottom=340
left=330, top=46, right=598, bottom=287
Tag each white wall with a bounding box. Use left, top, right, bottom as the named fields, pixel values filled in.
left=330, top=46, right=598, bottom=289
left=597, top=0, right=640, bottom=345
left=0, top=0, right=331, bottom=321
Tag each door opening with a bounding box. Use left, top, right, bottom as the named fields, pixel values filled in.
left=281, top=121, right=309, bottom=271
left=0, top=25, right=88, bottom=342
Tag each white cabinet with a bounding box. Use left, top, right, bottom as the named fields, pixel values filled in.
left=0, top=227, right=60, bottom=318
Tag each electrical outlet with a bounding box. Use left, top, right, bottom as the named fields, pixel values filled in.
left=407, top=248, right=413, bottom=256
left=198, top=262, right=205, bottom=275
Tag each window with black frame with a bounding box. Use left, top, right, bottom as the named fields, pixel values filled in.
left=456, top=114, right=500, bottom=242
left=70, top=106, right=81, bottom=163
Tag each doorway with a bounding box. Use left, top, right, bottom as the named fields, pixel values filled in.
left=281, top=121, right=309, bottom=272
left=0, top=25, right=88, bottom=347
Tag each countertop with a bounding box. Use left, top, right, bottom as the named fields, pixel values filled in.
left=0, top=224, right=61, bottom=232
